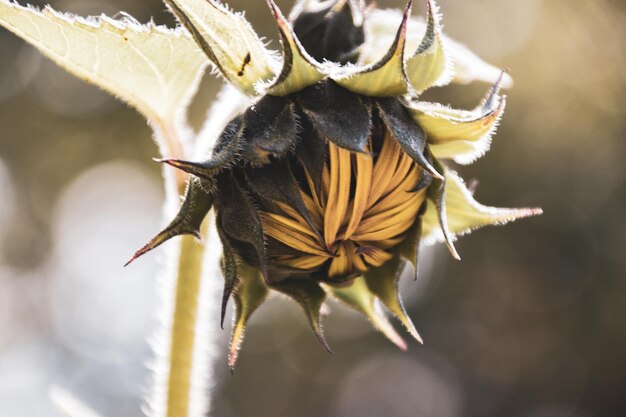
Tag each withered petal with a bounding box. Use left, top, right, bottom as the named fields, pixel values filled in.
left=245, top=158, right=322, bottom=241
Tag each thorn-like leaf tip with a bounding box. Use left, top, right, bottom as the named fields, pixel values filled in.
left=123, top=243, right=154, bottom=267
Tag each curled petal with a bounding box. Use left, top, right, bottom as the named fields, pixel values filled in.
left=333, top=1, right=412, bottom=97
left=164, top=0, right=278, bottom=96
left=325, top=277, right=408, bottom=350
left=245, top=159, right=322, bottom=241
left=405, top=0, right=453, bottom=94
left=265, top=0, right=326, bottom=96
left=422, top=168, right=542, bottom=245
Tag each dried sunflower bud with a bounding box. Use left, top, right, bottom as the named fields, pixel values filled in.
left=126, top=0, right=541, bottom=369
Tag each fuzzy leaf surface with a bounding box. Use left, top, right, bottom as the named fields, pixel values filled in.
left=405, top=0, right=452, bottom=93
left=0, top=1, right=207, bottom=122
left=164, top=0, right=277, bottom=96
left=408, top=74, right=507, bottom=164
left=422, top=168, right=542, bottom=243
left=326, top=277, right=407, bottom=350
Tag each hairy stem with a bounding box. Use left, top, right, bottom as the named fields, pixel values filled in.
left=165, top=232, right=206, bottom=417
left=148, top=121, right=222, bottom=417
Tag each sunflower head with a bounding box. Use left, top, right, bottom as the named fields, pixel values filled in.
left=127, top=0, right=541, bottom=369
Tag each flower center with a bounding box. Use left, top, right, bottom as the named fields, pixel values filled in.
left=260, top=127, right=427, bottom=279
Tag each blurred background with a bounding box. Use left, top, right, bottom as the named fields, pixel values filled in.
left=0, top=0, right=624, bottom=416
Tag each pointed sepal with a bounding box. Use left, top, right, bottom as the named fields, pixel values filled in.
left=422, top=167, right=542, bottom=244
left=163, top=0, right=278, bottom=96
left=405, top=0, right=452, bottom=94
left=229, top=262, right=269, bottom=370
left=217, top=228, right=240, bottom=329
left=295, top=117, right=327, bottom=197
left=125, top=177, right=213, bottom=266
left=240, top=96, right=298, bottom=163
left=333, top=1, right=412, bottom=97
left=264, top=0, right=326, bottom=96
left=398, top=209, right=425, bottom=280
left=296, top=80, right=371, bottom=153
left=407, top=71, right=507, bottom=164
left=376, top=98, right=443, bottom=180
left=270, top=279, right=331, bottom=352
left=216, top=174, right=269, bottom=279
left=158, top=116, right=244, bottom=182
left=363, top=256, right=423, bottom=343
left=325, top=277, right=408, bottom=350
left=427, top=157, right=461, bottom=260
left=360, top=6, right=513, bottom=88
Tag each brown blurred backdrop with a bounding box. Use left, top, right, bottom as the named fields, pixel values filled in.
left=0, top=1, right=624, bottom=416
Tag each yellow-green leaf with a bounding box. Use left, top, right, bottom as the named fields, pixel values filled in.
left=360, top=6, right=512, bottom=88
left=408, top=73, right=507, bottom=164
left=333, top=1, right=411, bottom=97
left=164, top=0, right=278, bottom=96
left=422, top=168, right=542, bottom=244
left=325, top=277, right=407, bottom=350
left=405, top=0, right=452, bottom=94
left=0, top=1, right=207, bottom=123
left=264, top=0, right=326, bottom=96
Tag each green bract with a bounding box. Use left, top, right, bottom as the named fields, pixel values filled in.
left=0, top=0, right=541, bottom=371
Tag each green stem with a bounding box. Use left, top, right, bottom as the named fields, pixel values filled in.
left=165, top=230, right=207, bottom=417
left=149, top=120, right=220, bottom=417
